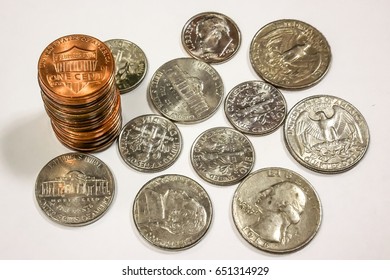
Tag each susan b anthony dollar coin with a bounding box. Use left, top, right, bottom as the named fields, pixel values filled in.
left=191, top=127, right=255, bottom=186
left=133, top=174, right=212, bottom=250
left=105, top=39, right=148, bottom=94
left=118, top=114, right=182, bottom=172
left=284, top=95, right=370, bottom=173
left=224, top=80, right=287, bottom=136
left=181, top=11, right=241, bottom=64
left=250, top=19, right=331, bottom=89
left=35, top=153, right=115, bottom=226
left=148, top=57, right=224, bottom=124
left=232, top=167, right=322, bottom=253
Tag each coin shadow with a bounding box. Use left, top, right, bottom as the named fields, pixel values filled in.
left=0, top=112, right=65, bottom=180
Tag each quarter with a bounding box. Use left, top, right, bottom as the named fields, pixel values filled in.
left=284, top=95, right=370, bottom=173
left=232, top=167, right=322, bottom=253
left=250, top=19, right=331, bottom=89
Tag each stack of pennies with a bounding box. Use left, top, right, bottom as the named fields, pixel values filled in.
left=38, top=34, right=122, bottom=152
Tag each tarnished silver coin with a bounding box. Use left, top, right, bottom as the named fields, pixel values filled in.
left=250, top=19, right=331, bottom=89
left=232, top=167, right=322, bottom=253
left=105, top=39, right=147, bottom=93
left=35, top=153, right=115, bottom=226
left=284, top=95, right=370, bottom=173
left=118, top=114, right=182, bottom=172
left=224, top=80, right=287, bottom=135
left=133, top=174, right=212, bottom=250
left=181, top=11, right=241, bottom=64
left=191, top=127, right=255, bottom=186
left=148, top=57, right=224, bottom=123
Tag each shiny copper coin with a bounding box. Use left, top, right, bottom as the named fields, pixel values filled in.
left=38, top=34, right=115, bottom=104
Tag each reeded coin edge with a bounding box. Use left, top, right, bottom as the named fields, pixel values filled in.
left=231, top=167, right=322, bottom=253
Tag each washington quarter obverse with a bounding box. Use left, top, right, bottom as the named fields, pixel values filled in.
left=250, top=19, right=331, bottom=89
left=284, top=95, right=370, bottom=173
left=118, top=114, right=182, bottom=172
left=191, top=127, right=255, bottom=186
left=181, top=12, right=241, bottom=64
left=148, top=57, right=224, bottom=124
left=35, top=153, right=115, bottom=226
left=105, top=39, right=147, bottom=93
left=133, top=174, right=212, bottom=250
left=224, top=81, right=287, bottom=135
left=232, top=167, right=322, bottom=253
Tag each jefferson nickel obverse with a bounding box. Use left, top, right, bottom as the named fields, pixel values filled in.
left=133, top=174, right=212, bottom=250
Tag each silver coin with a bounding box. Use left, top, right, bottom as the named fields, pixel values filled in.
left=133, top=174, right=212, bottom=250
left=118, top=114, right=182, bottom=172
left=148, top=57, right=224, bottom=124
left=105, top=39, right=147, bottom=93
left=181, top=11, right=241, bottom=64
left=191, top=127, right=255, bottom=186
left=232, top=167, right=322, bottom=253
left=250, top=19, right=331, bottom=89
left=284, top=95, right=370, bottom=173
left=224, top=80, right=287, bottom=135
left=35, top=153, right=115, bottom=226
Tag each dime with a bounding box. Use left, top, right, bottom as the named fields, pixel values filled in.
left=224, top=80, right=287, bottom=135
left=148, top=57, right=224, bottom=123
left=105, top=39, right=148, bottom=93
left=232, top=167, right=322, bottom=253
left=133, top=174, right=212, bottom=250
left=181, top=12, right=241, bottom=64
left=191, top=127, right=255, bottom=186
left=284, top=95, right=370, bottom=173
left=250, top=19, right=331, bottom=89
left=35, top=153, right=115, bottom=226
left=118, top=114, right=182, bottom=172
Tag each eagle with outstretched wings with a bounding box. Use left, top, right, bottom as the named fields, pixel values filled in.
left=295, top=105, right=363, bottom=155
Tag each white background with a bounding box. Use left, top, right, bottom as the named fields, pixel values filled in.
left=0, top=0, right=389, bottom=261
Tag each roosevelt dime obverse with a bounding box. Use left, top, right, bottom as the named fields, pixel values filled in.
left=133, top=174, right=212, bottom=250
left=118, top=114, right=182, bottom=172
left=232, top=167, right=322, bottom=253
left=148, top=57, right=224, bottom=124
left=224, top=80, right=287, bottom=135
left=191, top=127, right=255, bottom=186
left=250, top=19, right=331, bottom=89
left=35, top=153, right=115, bottom=226
left=105, top=39, right=148, bottom=94
left=284, top=95, right=370, bottom=173
left=181, top=12, right=241, bottom=64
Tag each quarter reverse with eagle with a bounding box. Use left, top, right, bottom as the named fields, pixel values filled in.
left=284, top=95, right=369, bottom=173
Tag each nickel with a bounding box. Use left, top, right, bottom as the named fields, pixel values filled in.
left=148, top=57, right=224, bottom=123
left=35, top=153, right=115, bottom=226
left=133, top=174, right=212, bottom=250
